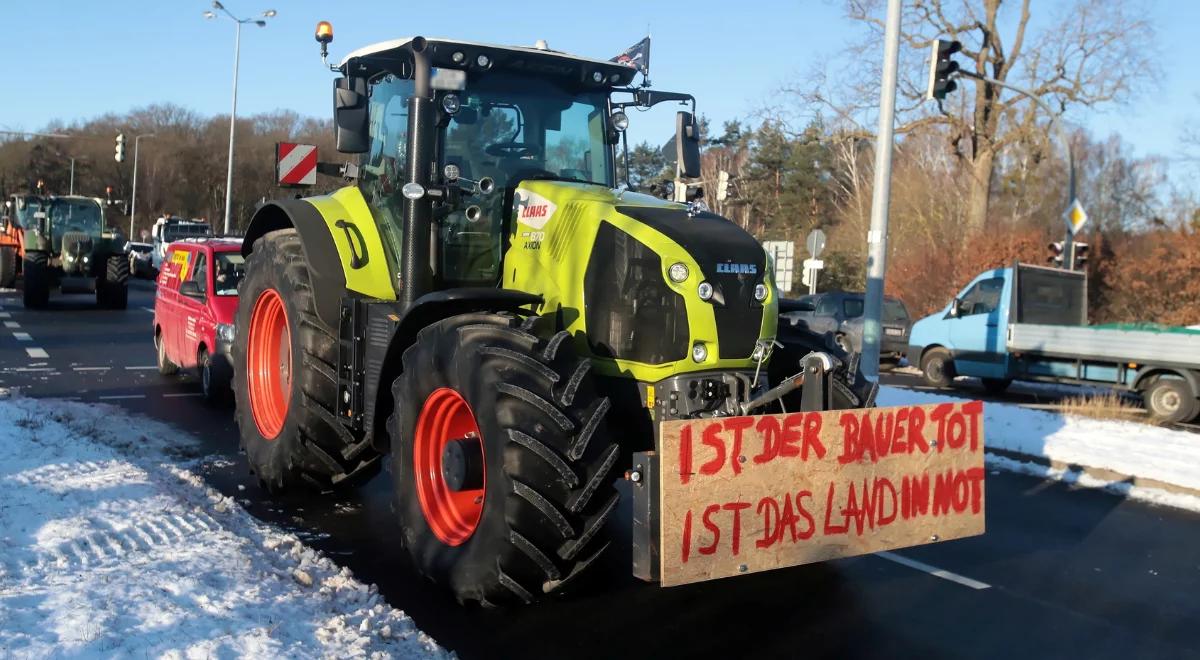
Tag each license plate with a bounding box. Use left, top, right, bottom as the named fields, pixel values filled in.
left=885, top=327, right=903, bottom=336
left=656, top=402, right=986, bottom=586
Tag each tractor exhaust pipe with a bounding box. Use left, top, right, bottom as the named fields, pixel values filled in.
left=401, top=36, right=435, bottom=310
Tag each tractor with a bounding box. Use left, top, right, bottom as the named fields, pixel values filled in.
left=0, top=193, right=41, bottom=288
left=22, top=195, right=130, bottom=309
left=234, top=28, right=875, bottom=605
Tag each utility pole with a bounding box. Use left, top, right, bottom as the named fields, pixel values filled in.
left=129, top=133, right=155, bottom=239
left=69, top=158, right=76, bottom=195
left=860, top=0, right=902, bottom=382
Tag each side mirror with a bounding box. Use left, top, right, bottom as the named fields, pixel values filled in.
left=675, top=111, right=701, bottom=178
left=179, top=280, right=204, bottom=298
left=334, top=76, right=369, bottom=154
left=947, top=298, right=962, bottom=318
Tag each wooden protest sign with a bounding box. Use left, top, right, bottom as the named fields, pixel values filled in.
left=658, top=401, right=985, bottom=586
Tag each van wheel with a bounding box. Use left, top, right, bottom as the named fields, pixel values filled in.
left=920, top=348, right=955, bottom=388
left=199, top=347, right=232, bottom=404
left=156, top=330, right=177, bottom=375
left=1144, top=378, right=1198, bottom=424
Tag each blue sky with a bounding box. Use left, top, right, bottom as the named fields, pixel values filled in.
left=6, top=1, right=1198, bottom=171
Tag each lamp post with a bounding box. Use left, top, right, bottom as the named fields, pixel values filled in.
left=129, top=133, right=156, bottom=239
left=205, top=2, right=276, bottom=235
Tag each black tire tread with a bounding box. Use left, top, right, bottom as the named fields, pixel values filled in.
left=391, top=312, right=619, bottom=605
left=233, top=229, right=380, bottom=492
left=22, top=252, right=49, bottom=309
left=0, top=246, right=16, bottom=288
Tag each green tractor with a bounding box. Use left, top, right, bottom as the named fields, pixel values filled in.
left=234, top=30, right=873, bottom=604
left=22, top=195, right=130, bottom=309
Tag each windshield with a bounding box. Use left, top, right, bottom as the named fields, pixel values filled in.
left=13, top=196, right=46, bottom=228
left=360, top=71, right=613, bottom=288
left=163, top=223, right=211, bottom=242
left=840, top=297, right=908, bottom=323
left=214, top=252, right=245, bottom=296
left=49, top=199, right=103, bottom=234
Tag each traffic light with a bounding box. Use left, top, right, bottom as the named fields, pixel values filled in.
left=1072, top=242, right=1089, bottom=270
left=115, top=133, right=126, bottom=163
left=1048, top=241, right=1065, bottom=267
left=926, top=39, right=962, bottom=101
left=35, top=179, right=44, bottom=193
left=105, top=185, right=113, bottom=203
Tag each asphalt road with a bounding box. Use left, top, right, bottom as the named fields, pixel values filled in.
left=2, top=279, right=1199, bottom=660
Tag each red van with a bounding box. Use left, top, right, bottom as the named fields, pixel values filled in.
left=153, top=238, right=244, bottom=401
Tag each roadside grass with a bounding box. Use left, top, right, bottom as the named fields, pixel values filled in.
left=1054, top=391, right=1156, bottom=424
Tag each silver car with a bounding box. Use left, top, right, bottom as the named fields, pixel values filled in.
left=780, top=292, right=912, bottom=367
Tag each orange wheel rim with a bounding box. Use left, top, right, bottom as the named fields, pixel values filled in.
left=414, top=388, right=486, bottom=546
left=247, top=288, right=291, bottom=440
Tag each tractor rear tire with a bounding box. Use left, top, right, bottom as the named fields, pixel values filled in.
left=98, top=255, right=129, bottom=309
left=390, top=313, right=620, bottom=605
left=22, top=252, right=49, bottom=309
left=233, top=228, right=380, bottom=493
left=0, top=246, right=16, bottom=288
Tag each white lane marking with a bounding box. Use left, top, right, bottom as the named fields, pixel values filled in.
left=142, top=307, right=155, bottom=313
left=25, top=348, right=49, bottom=359
left=4, top=321, right=19, bottom=328
left=0, top=312, right=11, bottom=318
left=98, top=394, right=146, bottom=400
left=875, top=551, right=991, bottom=590
left=74, top=366, right=111, bottom=372
left=163, top=392, right=203, bottom=398
left=6, top=367, right=56, bottom=372
left=12, top=332, right=31, bottom=341
left=125, top=365, right=158, bottom=371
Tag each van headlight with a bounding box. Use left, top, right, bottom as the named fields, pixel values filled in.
left=217, top=323, right=236, bottom=345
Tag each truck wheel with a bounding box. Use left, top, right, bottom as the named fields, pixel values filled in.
left=920, top=348, right=955, bottom=388
left=981, top=378, right=1012, bottom=394
left=0, top=246, right=16, bottom=288
left=98, top=255, right=129, bottom=309
left=233, top=228, right=380, bottom=493
left=156, top=329, right=177, bottom=376
left=22, top=252, right=49, bottom=309
left=390, top=313, right=620, bottom=605
left=199, top=347, right=232, bottom=404
left=1143, top=378, right=1198, bottom=424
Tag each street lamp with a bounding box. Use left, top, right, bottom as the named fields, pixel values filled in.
left=205, top=2, right=276, bottom=235
left=129, top=133, right=156, bottom=239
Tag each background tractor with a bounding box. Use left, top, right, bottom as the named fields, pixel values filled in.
left=233, top=29, right=873, bottom=605
left=0, top=193, right=41, bottom=288
left=22, top=195, right=129, bottom=309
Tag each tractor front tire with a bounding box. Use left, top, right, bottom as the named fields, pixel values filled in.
left=98, top=255, right=129, bottom=309
left=22, top=252, right=49, bottom=309
left=233, top=228, right=380, bottom=493
left=390, top=313, right=620, bottom=605
left=0, top=246, right=16, bottom=288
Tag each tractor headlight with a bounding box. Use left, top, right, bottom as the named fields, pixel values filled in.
left=610, top=111, right=629, bottom=132
left=691, top=342, right=708, bottom=363
left=697, top=281, right=714, bottom=301
left=668, top=262, right=689, bottom=283
left=754, top=283, right=768, bottom=302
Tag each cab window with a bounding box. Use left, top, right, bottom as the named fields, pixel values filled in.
left=816, top=296, right=838, bottom=316
left=959, top=277, right=1004, bottom=316
left=187, top=252, right=208, bottom=295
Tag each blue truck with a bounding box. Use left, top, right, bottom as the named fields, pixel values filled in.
left=908, top=263, right=1200, bottom=423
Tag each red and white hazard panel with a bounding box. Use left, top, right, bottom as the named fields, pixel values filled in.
left=276, top=142, right=318, bottom=187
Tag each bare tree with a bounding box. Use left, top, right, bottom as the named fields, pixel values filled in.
left=794, top=0, right=1158, bottom=231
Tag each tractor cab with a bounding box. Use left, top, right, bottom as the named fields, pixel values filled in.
left=332, top=36, right=701, bottom=295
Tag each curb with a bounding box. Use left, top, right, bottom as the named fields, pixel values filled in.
left=987, top=447, right=1200, bottom=501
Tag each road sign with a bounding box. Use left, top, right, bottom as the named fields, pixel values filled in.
left=803, top=258, right=824, bottom=270
left=806, top=229, right=827, bottom=257
left=276, top=143, right=318, bottom=187
left=763, top=241, right=795, bottom=293
left=1064, top=199, right=1088, bottom=234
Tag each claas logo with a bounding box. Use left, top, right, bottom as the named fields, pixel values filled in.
left=716, top=263, right=758, bottom=275
left=520, top=204, right=550, bottom=219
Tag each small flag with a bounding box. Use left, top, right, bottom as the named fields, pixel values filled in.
left=611, top=36, right=650, bottom=75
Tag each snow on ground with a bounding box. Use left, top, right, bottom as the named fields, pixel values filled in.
left=0, top=395, right=449, bottom=659
left=878, top=386, right=1200, bottom=511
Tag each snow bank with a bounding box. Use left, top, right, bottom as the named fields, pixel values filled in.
left=0, top=396, right=449, bottom=659
left=877, top=386, right=1200, bottom=507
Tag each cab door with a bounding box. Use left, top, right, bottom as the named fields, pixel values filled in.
left=946, top=273, right=1010, bottom=378
left=177, top=250, right=209, bottom=369
left=155, top=246, right=189, bottom=362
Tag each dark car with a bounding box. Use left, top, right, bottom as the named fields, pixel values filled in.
left=779, top=291, right=912, bottom=367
